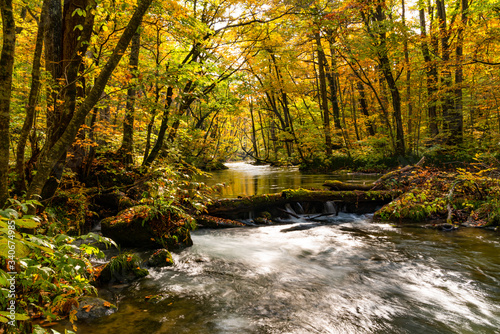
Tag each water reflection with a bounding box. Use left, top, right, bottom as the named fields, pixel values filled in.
left=197, top=162, right=379, bottom=198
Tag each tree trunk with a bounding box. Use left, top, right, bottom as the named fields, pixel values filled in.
left=249, top=99, right=259, bottom=159
left=0, top=0, right=16, bottom=206
left=44, top=0, right=63, bottom=140
left=402, top=0, right=413, bottom=152
left=419, top=3, right=439, bottom=138
left=356, top=81, right=376, bottom=136
left=454, top=0, right=468, bottom=145
left=436, top=0, right=459, bottom=146
left=40, top=0, right=96, bottom=200
left=325, top=32, right=342, bottom=130
left=27, top=0, right=153, bottom=201
left=15, top=0, right=47, bottom=194
left=117, top=30, right=141, bottom=164
left=314, top=31, right=333, bottom=155
left=143, top=86, right=174, bottom=166
left=370, top=4, right=405, bottom=155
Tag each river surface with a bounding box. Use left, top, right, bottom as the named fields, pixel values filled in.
left=63, top=163, right=500, bottom=334
left=196, top=162, right=379, bottom=198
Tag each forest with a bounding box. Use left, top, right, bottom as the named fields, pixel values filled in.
left=1, top=0, right=500, bottom=332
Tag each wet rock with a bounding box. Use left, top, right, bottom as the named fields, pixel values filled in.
left=196, top=214, right=246, bottom=228
left=74, top=297, right=117, bottom=320
left=144, top=294, right=166, bottom=304
left=146, top=249, right=174, bottom=268
left=253, top=217, right=272, bottom=225
left=425, top=223, right=459, bottom=231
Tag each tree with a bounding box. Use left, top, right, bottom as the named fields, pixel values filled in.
left=360, top=0, right=405, bottom=156
left=419, top=0, right=439, bottom=138
left=0, top=0, right=16, bottom=206
left=117, top=29, right=141, bottom=164
left=14, top=0, right=48, bottom=195
left=26, top=0, right=154, bottom=201
left=314, top=30, right=333, bottom=155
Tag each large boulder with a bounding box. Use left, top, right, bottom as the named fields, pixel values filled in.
left=101, top=205, right=194, bottom=249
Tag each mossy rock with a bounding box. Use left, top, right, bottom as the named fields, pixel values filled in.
left=74, top=297, right=117, bottom=320
left=90, top=191, right=138, bottom=219
left=97, top=253, right=149, bottom=285
left=253, top=217, right=272, bottom=225
left=146, top=249, right=174, bottom=268
left=101, top=205, right=194, bottom=249
left=195, top=215, right=246, bottom=228
left=48, top=188, right=92, bottom=235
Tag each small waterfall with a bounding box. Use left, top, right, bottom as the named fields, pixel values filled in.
left=284, top=203, right=298, bottom=217
left=295, top=202, right=305, bottom=214
left=324, top=201, right=336, bottom=215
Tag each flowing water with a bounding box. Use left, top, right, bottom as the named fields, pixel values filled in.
left=61, top=163, right=500, bottom=333
left=69, top=216, right=500, bottom=334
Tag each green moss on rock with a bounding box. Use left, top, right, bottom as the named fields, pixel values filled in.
left=101, top=205, right=194, bottom=249
left=147, top=249, right=174, bottom=267
left=97, top=253, right=149, bottom=285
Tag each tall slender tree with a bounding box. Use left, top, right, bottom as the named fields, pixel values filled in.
left=0, top=0, right=16, bottom=206
left=117, top=30, right=141, bottom=164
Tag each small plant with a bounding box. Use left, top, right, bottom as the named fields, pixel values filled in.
left=0, top=200, right=116, bottom=331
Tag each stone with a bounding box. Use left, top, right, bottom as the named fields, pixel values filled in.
left=74, top=297, right=117, bottom=320
left=146, top=249, right=174, bottom=268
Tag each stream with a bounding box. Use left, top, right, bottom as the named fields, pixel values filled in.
left=62, top=163, right=500, bottom=333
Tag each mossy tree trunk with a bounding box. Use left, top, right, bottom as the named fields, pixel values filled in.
left=0, top=0, right=16, bottom=207
left=14, top=0, right=48, bottom=195
left=41, top=0, right=96, bottom=200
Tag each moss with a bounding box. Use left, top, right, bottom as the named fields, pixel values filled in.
left=48, top=187, right=94, bottom=235
left=282, top=188, right=314, bottom=198
left=374, top=169, right=500, bottom=226
left=147, top=249, right=174, bottom=267
left=261, top=211, right=272, bottom=219
left=101, top=205, right=195, bottom=249
left=97, top=253, right=149, bottom=284
left=208, top=188, right=399, bottom=216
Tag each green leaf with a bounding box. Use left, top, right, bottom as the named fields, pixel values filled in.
left=0, top=311, right=30, bottom=321
left=16, top=218, right=41, bottom=229
left=54, top=234, right=72, bottom=245
left=0, top=238, right=31, bottom=258
left=0, top=271, right=8, bottom=287
left=72, top=8, right=86, bottom=17
left=0, top=209, right=18, bottom=219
